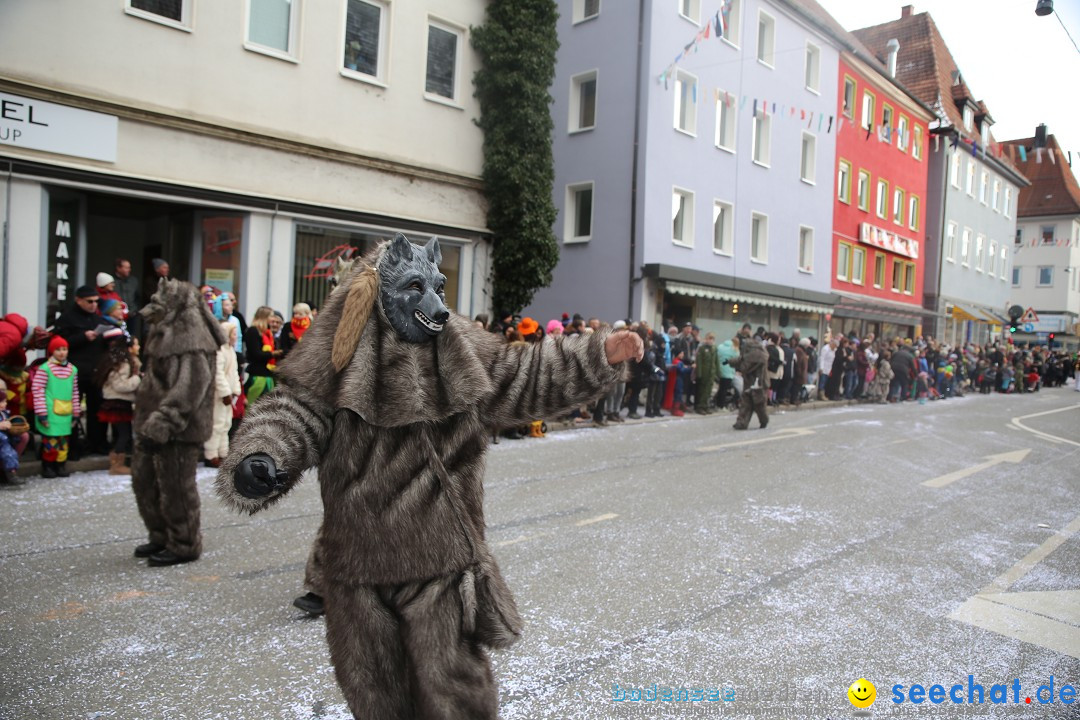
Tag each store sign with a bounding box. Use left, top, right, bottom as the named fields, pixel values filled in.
left=47, top=197, right=80, bottom=322
left=860, top=222, right=919, bottom=260
left=0, top=92, right=118, bottom=163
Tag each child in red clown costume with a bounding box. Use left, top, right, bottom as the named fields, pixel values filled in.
left=33, top=336, right=81, bottom=478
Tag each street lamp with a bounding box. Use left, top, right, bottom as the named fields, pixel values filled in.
left=1036, top=0, right=1054, bottom=17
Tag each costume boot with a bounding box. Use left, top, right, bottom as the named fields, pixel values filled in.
left=109, top=451, right=131, bottom=475
left=41, top=462, right=58, bottom=479
left=672, top=402, right=685, bottom=417
left=56, top=461, right=70, bottom=478
left=529, top=420, right=546, bottom=438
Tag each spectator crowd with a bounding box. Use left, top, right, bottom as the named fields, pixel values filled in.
left=2, top=268, right=1079, bottom=485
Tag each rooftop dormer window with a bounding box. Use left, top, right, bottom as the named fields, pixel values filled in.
left=963, top=105, right=974, bottom=133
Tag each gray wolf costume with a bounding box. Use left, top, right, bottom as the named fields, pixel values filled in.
left=729, top=331, right=769, bottom=430
left=217, top=234, right=640, bottom=719
left=132, top=279, right=225, bottom=566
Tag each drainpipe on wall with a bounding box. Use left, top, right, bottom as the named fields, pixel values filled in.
left=627, top=0, right=646, bottom=322
left=1, top=166, right=10, bottom=317
left=935, top=134, right=952, bottom=342
left=265, top=203, right=278, bottom=307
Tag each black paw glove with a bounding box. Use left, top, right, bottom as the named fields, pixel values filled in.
left=235, top=453, right=288, bottom=499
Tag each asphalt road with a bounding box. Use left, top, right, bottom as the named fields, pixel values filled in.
left=2, top=388, right=1078, bottom=720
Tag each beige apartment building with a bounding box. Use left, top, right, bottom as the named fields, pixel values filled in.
left=0, top=0, right=492, bottom=326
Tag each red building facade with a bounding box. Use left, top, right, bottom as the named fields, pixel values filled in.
left=831, top=52, right=933, bottom=340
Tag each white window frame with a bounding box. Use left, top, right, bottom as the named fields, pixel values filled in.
left=674, top=69, right=698, bottom=136
left=945, top=221, right=957, bottom=262
left=950, top=151, right=961, bottom=188
left=913, top=125, right=923, bottom=160
left=672, top=187, right=695, bottom=247
left=960, top=227, right=972, bottom=267
left=721, top=0, right=741, bottom=47
left=804, top=42, right=820, bottom=94
left=424, top=18, right=465, bottom=105
left=908, top=195, right=919, bottom=231
left=798, top=225, right=813, bottom=273
left=876, top=179, right=888, bottom=219
left=988, top=240, right=997, bottom=277
left=752, top=110, right=771, bottom=167
left=800, top=132, right=816, bottom=185
left=892, top=187, right=904, bottom=226
left=714, top=91, right=736, bottom=152
left=679, top=0, right=701, bottom=24
left=572, top=0, right=601, bottom=24
left=245, top=0, right=301, bottom=59
left=861, top=90, right=875, bottom=131
left=873, top=252, right=885, bottom=289
left=979, top=171, right=989, bottom=205
left=975, top=234, right=985, bottom=272
left=1037, top=266, right=1054, bottom=287
left=897, top=116, right=909, bottom=152
left=750, top=211, right=769, bottom=263
left=1004, top=187, right=1013, bottom=218
left=1012, top=267, right=1021, bottom=287
left=965, top=160, right=975, bottom=196
left=713, top=200, right=734, bottom=256
left=852, top=246, right=866, bottom=286
left=569, top=69, right=598, bottom=133
left=836, top=243, right=851, bottom=282
left=992, top=178, right=1001, bottom=212
left=757, top=10, right=775, bottom=68
left=857, top=169, right=870, bottom=211
left=564, top=182, right=595, bottom=244
left=126, top=0, right=192, bottom=30
left=903, top=261, right=915, bottom=295
left=963, top=105, right=974, bottom=132
left=837, top=160, right=852, bottom=204
left=1000, top=247, right=1008, bottom=282
left=342, top=0, right=390, bottom=86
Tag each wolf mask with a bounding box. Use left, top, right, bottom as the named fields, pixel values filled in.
left=376, top=234, right=449, bottom=344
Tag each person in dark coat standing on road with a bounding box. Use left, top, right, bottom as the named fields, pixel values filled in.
left=729, top=324, right=769, bottom=430
left=890, top=344, right=917, bottom=402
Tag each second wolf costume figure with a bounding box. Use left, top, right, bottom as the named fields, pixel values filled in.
left=132, top=279, right=225, bottom=566
left=217, top=234, right=641, bottom=719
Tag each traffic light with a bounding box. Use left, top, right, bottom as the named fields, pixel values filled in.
left=1009, top=319, right=1018, bottom=333
left=1048, top=332, right=1056, bottom=346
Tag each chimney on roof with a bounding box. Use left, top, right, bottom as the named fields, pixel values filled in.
left=886, top=39, right=900, bottom=77
left=901, top=5, right=914, bottom=18
left=1035, top=124, right=1048, bottom=148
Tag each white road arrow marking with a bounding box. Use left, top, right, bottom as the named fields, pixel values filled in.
left=697, top=426, right=815, bottom=452
left=921, top=449, right=1031, bottom=488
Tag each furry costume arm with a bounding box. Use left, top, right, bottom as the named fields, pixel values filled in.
left=140, top=353, right=214, bottom=444
left=214, top=383, right=333, bottom=514
left=471, top=326, right=626, bottom=428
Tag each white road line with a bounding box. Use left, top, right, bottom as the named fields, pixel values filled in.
left=982, top=513, right=1080, bottom=594
left=1010, top=403, right=1080, bottom=448
left=575, top=513, right=618, bottom=527
left=920, top=449, right=1031, bottom=488
left=697, top=427, right=815, bottom=452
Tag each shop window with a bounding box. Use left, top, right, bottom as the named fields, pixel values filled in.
left=200, top=215, right=245, bottom=302
left=292, top=225, right=461, bottom=313
left=426, top=21, right=463, bottom=102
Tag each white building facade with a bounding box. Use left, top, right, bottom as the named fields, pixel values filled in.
left=1, top=0, right=493, bottom=327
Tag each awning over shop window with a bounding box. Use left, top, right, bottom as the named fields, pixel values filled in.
left=832, top=291, right=927, bottom=322
left=979, top=308, right=1008, bottom=325
left=948, top=303, right=985, bottom=322
left=665, top=281, right=830, bottom=315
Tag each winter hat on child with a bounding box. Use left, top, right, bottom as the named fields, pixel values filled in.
left=47, top=336, right=69, bottom=356
left=99, top=298, right=121, bottom=317
left=96, top=272, right=115, bottom=288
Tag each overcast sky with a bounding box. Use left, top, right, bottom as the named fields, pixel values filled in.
left=814, top=0, right=1080, bottom=166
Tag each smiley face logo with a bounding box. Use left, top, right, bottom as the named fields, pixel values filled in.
left=848, top=678, right=876, bottom=709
